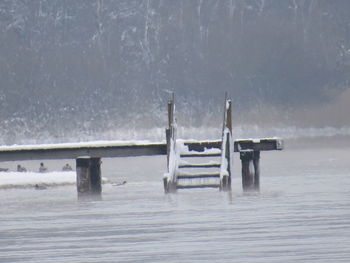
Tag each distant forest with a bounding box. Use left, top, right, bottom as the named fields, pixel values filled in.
left=1, top=0, right=350, bottom=141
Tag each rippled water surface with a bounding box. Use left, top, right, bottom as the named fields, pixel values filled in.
left=1, top=143, right=350, bottom=262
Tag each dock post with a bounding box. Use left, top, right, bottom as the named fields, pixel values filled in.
left=168, top=99, right=174, bottom=130
left=76, top=157, right=90, bottom=195
left=221, top=132, right=232, bottom=191
left=253, top=151, right=260, bottom=191
left=89, top=157, right=102, bottom=194
left=240, top=150, right=255, bottom=191
left=76, top=156, right=102, bottom=196
left=220, top=97, right=232, bottom=191
left=240, top=150, right=261, bottom=191
left=164, top=94, right=177, bottom=194
left=163, top=177, right=169, bottom=193
left=166, top=128, right=171, bottom=168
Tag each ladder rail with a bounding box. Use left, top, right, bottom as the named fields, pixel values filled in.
left=164, top=94, right=179, bottom=193
left=219, top=98, right=233, bottom=191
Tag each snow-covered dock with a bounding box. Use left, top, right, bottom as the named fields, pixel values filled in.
left=162, top=95, right=284, bottom=193
left=0, top=140, right=167, bottom=161
left=0, top=94, right=283, bottom=194
left=0, top=138, right=282, bottom=162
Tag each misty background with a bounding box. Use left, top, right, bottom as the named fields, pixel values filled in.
left=1, top=0, right=350, bottom=144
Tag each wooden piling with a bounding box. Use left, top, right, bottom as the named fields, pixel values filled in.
left=168, top=100, right=174, bottom=129
left=221, top=174, right=230, bottom=191
left=220, top=98, right=232, bottom=192
left=221, top=132, right=232, bottom=191
left=89, top=157, right=102, bottom=194
left=76, top=157, right=90, bottom=195
left=240, top=150, right=261, bottom=191
left=240, top=150, right=255, bottom=191
left=225, top=100, right=232, bottom=186
left=226, top=100, right=232, bottom=133
left=253, top=151, right=260, bottom=191
left=166, top=128, right=171, bottom=168
left=163, top=177, right=168, bottom=193
left=76, top=156, right=102, bottom=196
left=164, top=94, right=177, bottom=194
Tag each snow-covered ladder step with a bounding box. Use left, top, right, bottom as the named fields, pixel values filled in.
left=176, top=184, right=220, bottom=189
left=180, top=152, right=221, bottom=158
left=178, top=162, right=221, bottom=168
left=177, top=172, right=220, bottom=179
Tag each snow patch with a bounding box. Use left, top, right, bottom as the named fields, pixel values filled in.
left=0, top=171, right=109, bottom=189
left=0, top=140, right=163, bottom=151
left=0, top=171, right=76, bottom=189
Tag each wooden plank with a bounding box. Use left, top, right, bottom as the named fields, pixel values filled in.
left=234, top=138, right=283, bottom=152
left=178, top=163, right=221, bottom=168
left=177, top=172, right=220, bottom=179
left=180, top=152, right=221, bottom=158
left=183, top=140, right=221, bottom=152
left=183, top=138, right=282, bottom=153
left=176, top=184, right=220, bottom=189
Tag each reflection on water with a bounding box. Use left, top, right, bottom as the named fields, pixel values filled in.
left=0, top=145, right=350, bottom=262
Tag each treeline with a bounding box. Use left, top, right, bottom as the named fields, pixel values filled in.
left=0, top=0, right=349, bottom=125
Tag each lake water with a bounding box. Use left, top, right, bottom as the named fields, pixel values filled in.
left=1, top=138, right=350, bottom=262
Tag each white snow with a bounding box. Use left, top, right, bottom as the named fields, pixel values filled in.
left=176, top=140, right=221, bottom=155
left=0, top=171, right=109, bottom=189
left=178, top=159, right=220, bottom=166
left=226, top=99, right=231, bottom=110
left=0, top=171, right=76, bottom=189
left=0, top=140, right=164, bottom=152
left=163, top=137, right=179, bottom=180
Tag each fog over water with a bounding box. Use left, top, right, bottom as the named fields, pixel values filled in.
left=1, top=149, right=350, bottom=262
left=1, top=0, right=350, bottom=144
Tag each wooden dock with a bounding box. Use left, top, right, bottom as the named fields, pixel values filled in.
left=0, top=141, right=167, bottom=162
left=0, top=93, right=283, bottom=194
left=0, top=138, right=282, bottom=162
